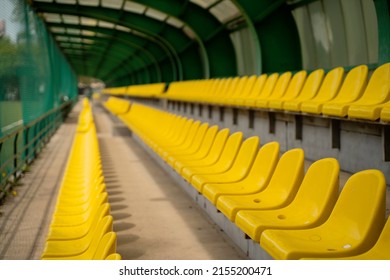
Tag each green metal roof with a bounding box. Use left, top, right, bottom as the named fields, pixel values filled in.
left=30, top=0, right=303, bottom=86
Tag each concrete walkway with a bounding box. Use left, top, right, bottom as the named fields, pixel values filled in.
left=94, top=105, right=247, bottom=259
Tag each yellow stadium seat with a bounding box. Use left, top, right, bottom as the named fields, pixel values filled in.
left=245, top=73, right=279, bottom=107
left=217, top=148, right=304, bottom=221
left=168, top=125, right=219, bottom=168
left=321, top=65, right=368, bottom=117
left=235, top=158, right=339, bottom=241
left=126, top=83, right=166, bottom=98
left=347, top=63, right=390, bottom=120
left=230, top=75, right=257, bottom=105
left=236, top=74, right=267, bottom=106
left=104, top=97, right=131, bottom=115
left=191, top=136, right=260, bottom=192
left=268, top=70, right=307, bottom=110
left=202, top=141, right=280, bottom=205
left=160, top=121, right=203, bottom=160
left=93, top=232, right=117, bottom=260
left=300, top=67, right=345, bottom=114
left=42, top=215, right=113, bottom=259
left=181, top=132, right=243, bottom=182
left=304, top=216, right=390, bottom=260
left=46, top=203, right=110, bottom=241
left=210, top=77, right=238, bottom=104
left=260, top=170, right=386, bottom=260
left=283, top=69, right=324, bottom=111
left=256, top=72, right=292, bottom=109
left=49, top=192, right=107, bottom=227
left=175, top=128, right=230, bottom=175
left=220, top=76, right=248, bottom=105
left=165, top=123, right=209, bottom=165
left=155, top=119, right=196, bottom=156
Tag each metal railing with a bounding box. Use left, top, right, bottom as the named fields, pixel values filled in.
left=0, top=100, right=74, bottom=201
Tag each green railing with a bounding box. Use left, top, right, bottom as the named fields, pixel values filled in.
left=0, top=100, right=73, bottom=201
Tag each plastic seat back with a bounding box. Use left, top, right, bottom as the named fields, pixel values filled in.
left=306, top=217, right=390, bottom=259
left=112, top=98, right=131, bottom=115
left=244, top=141, right=280, bottom=192
left=181, top=122, right=210, bottom=154
left=268, top=70, right=307, bottom=109
left=258, top=148, right=305, bottom=203
left=241, top=74, right=267, bottom=103
left=192, top=125, right=219, bottom=158
left=196, top=128, right=231, bottom=166
left=261, top=170, right=386, bottom=260
left=227, top=76, right=248, bottom=101
left=165, top=119, right=195, bottom=147
left=276, top=158, right=339, bottom=223
left=234, top=75, right=257, bottom=100
left=256, top=72, right=291, bottom=108
left=352, top=63, right=390, bottom=106
left=328, top=170, right=386, bottom=248
left=93, top=232, right=117, bottom=260
left=235, top=158, right=339, bottom=241
left=306, top=67, right=344, bottom=103
left=324, top=65, right=368, bottom=105
left=217, top=148, right=304, bottom=221
left=283, top=69, right=324, bottom=110
left=213, top=132, right=244, bottom=170
left=225, top=136, right=260, bottom=177
left=203, top=141, right=280, bottom=205
left=255, top=73, right=279, bottom=100
left=178, top=120, right=202, bottom=150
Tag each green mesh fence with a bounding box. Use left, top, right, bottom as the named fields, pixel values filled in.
left=0, top=0, right=77, bottom=192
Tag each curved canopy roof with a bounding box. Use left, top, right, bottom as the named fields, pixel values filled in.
left=30, top=0, right=302, bottom=86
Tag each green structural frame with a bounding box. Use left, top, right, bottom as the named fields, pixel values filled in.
left=30, top=0, right=389, bottom=86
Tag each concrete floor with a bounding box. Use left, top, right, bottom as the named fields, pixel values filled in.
left=94, top=105, right=247, bottom=259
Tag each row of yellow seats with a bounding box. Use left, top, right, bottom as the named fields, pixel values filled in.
left=103, top=83, right=166, bottom=98
left=165, top=63, right=390, bottom=122
left=104, top=97, right=131, bottom=116
left=106, top=100, right=389, bottom=260
left=41, top=99, right=121, bottom=260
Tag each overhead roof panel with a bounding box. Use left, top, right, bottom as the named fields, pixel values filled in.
left=98, top=21, right=115, bottom=29
left=79, top=0, right=99, bottom=6
left=81, top=30, right=96, bottom=36
left=43, top=13, right=62, bottom=23
left=56, top=0, right=77, bottom=4
left=190, top=0, right=219, bottom=9
left=209, top=0, right=240, bottom=23
left=51, top=27, right=66, bottom=33
left=68, top=37, right=82, bottom=43
left=101, top=0, right=124, bottom=9
left=56, top=36, right=69, bottom=41
left=66, top=28, right=81, bottom=35
left=62, top=14, right=79, bottom=24
left=124, top=1, right=146, bottom=14
left=31, top=0, right=244, bottom=84
left=80, top=17, right=98, bottom=26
